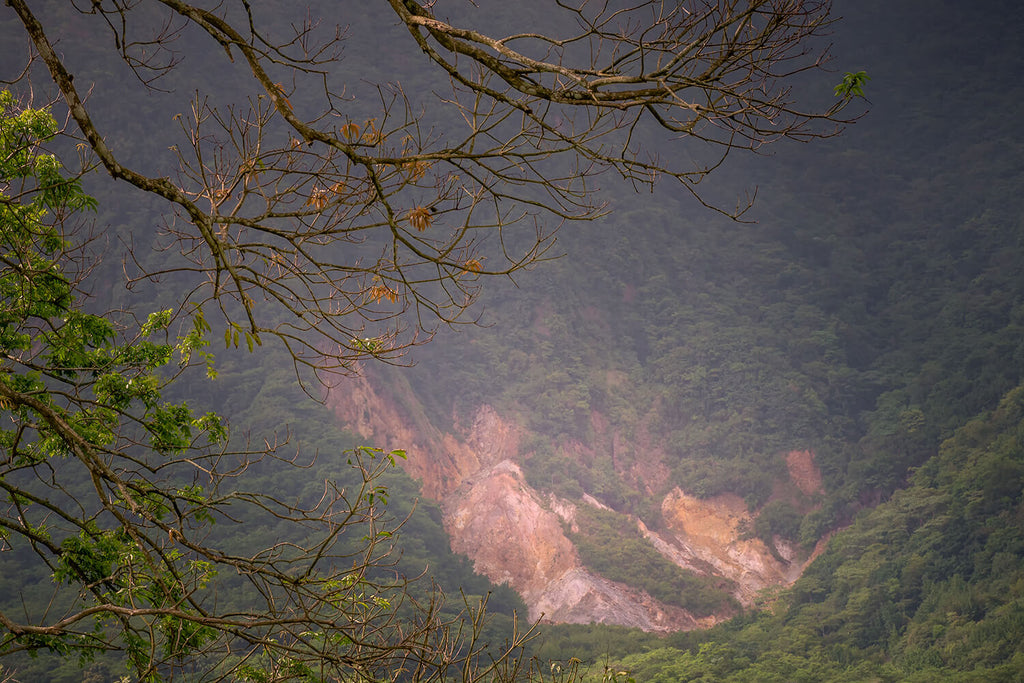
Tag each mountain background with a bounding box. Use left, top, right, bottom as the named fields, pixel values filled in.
left=333, top=0, right=1024, bottom=678
left=3, top=0, right=1024, bottom=680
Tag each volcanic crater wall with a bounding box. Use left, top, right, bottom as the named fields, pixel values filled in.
left=324, top=370, right=823, bottom=630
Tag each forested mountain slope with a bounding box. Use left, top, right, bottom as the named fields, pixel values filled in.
left=325, top=0, right=1024, bottom=657
left=597, top=383, right=1024, bottom=681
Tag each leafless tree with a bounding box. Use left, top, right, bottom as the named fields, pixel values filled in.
left=0, top=1, right=860, bottom=680
left=7, top=0, right=856, bottom=375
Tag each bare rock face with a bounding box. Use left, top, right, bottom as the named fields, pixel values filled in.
left=324, top=373, right=824, bottom=630
left=447, top=460, right=705, bottom=630
left=655, top=489, right=807, bottom=604
left=322, top=369, right=479, bottom=498
left=533, top=568, right=713, bottom=631
left=447, top=460, right=578, bottom=597
left=786, top=449, right=825, bottom=497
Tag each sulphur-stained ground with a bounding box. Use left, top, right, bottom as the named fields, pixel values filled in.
left=656, top=490, right=809, bottom=604
left=325, top=370, right=824, bottom=630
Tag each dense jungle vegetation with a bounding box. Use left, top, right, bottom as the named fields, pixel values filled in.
left=542, top=385, right=1024, bottom=681
left=3, top=0, right=1024, bottom=680
left=399, top=0, right=1024, bottom=677
left=407, top=0, right=1024, bottom=534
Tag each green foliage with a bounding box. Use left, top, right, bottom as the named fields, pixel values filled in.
left=5, top=94, right=527, bottom=682
left=574, top=383, right=1024, bottom=681
left=404, top=0, right=1024, bottom=550
left=5, top=0, right=1024, bottom=678
left=399, top=5, right=1024, bottom=678
left=834, top=71, right=871, bottom=99
left=0, top=92, right=217, bottom=474
left=752, top=500, right=802, bottom=546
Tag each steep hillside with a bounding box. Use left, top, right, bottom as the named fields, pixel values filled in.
left=324, top=0, right=1024, bottom=644
left=601, top=384, right=1024, bottom=680
left=325, top=368, right=827, bottom=628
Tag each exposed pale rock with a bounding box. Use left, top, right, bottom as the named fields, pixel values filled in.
left=657, top=489, right=808, bottom=603
left=532, top=568, right=714, bottom=632
left=325, top=372, right=827, bottom=630
left=581, top=492, right=612, bottom=511
left=547, top=495, right=578, bottom=532
left=446, top=460, right=704, bottom=630
left=447, top=460, right=578, bottom=596
left=322, top=370, right=480, bottom=498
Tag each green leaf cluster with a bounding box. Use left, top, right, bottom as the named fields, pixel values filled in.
left=834, top=71, right=871, bottom=99
left=1, top=93, right=231, bottom=674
